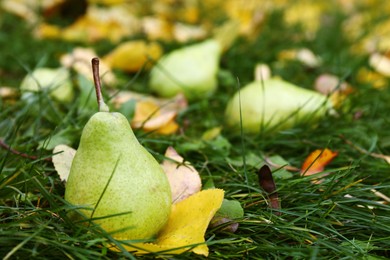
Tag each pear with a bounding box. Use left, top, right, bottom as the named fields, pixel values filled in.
left=65, top=58, right=171, bottom=240
left=225, top=78, right=333, bottom=133
left=149, top=39, right=222, bottom=100
left=149, top=20, right=239, bottom=100
left=20, top=67, right=74, bottom=103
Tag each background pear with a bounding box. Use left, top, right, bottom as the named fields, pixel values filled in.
left=225, top=78, right=333, bottom=133
left=65, top=58, right=171, bottom=240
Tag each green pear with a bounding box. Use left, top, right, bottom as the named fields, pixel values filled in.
left=149, top=39, right=222, bottom=100
left=65, top=58, right=171, bottom=240
left=225, top=78, right=333, bottom=133
left=20, top=67, right=74, bottom=103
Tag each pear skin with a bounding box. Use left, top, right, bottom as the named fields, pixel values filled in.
left=65, top=112, right=171, bottom=240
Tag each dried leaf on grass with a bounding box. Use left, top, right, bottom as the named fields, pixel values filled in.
left=314, top=73, right=354, bottom=107
left=0, top=86, right=19, bottom=102
left=117, top=189, right=224, bottom=256
left=257, top=165, right=280, bottom=215
left=1, top=0, right=64, bottom=24
left=52, top=144, right=76, bottom=182
left=301, top=148, right=338, bottom=179
left=356, top=67, right=388, bottom=89
left=112, top=91, right=187, bottom=135
left=278, top=48, right=322, bottom=67
left=103, top=40, right=163, bottom=72
left=161, top=146, right=201, bottom=203
left=35, top=4, right=141, bottom=43
left=369, top=52, right=390, bottom=77
left=60, top=47, right=116, bottom=85
left=210, top=199, right=244, bottom=233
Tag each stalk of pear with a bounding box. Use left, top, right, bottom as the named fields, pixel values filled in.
left=91, top=57, right=109, bottom=112
left=64, top=58, right=172, bottom=240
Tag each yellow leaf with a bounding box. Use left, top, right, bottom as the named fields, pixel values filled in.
left=283, top=1, right=326, bottom=38
left=115, top=189, right=224, bottom=256
left=356, top=67, right=387, bottom=89
left=161, top=147, right=202, bottom=203
left=103, top=41, right=163, bottom=72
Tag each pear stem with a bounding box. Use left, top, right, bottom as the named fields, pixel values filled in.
left=91, top=57, right=109, bottom=112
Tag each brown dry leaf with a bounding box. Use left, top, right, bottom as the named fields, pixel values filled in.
left=257, top=165, right=280, bottom=215
left=60, top=47, right=116, bottom=86
left=161, top=147, right=202, bottom=203
left=111, top=91, right=187, bottom=135
left=301, top=149, right=338, bottom=179
left=103, top=40, right=163, bottom=72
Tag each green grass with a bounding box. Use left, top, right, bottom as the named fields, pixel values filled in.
left=1, top=2, right=390, bottom=259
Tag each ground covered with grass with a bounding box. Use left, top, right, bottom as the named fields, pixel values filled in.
left=1, top=1, right=390, bottom=259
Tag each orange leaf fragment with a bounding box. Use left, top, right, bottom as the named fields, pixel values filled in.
left=301, top=148, right=338, bottom=177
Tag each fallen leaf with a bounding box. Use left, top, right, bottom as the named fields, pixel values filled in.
left=161, top=147, right=201, bottom=203
left=224, top=0, right=265, bottom=37
left=60, top=47, right=117, bottom=86
left=257, top=165, right=280, bottom=215
left=254, top=63, right=271, bottom=81
left=210, top=199, right=244, bottom=233
left=301, top=148, right=338, bottom=178
left=0, top=86, right=19, bottom=102
left=314, top=73, right=353, bottom=107
left=36, top=4, right=141, bottom=43
left=103, top=40, right=163, bottom=72
left=369, top=52, right=390, bottom=77
left=116, top=189, right=224, bottom=256
left=283, top=1, right=326, bottom=38
left=314, top=74, right=349, bottom=95
left=142, top=16, right=173, bottom=41
left=52, top=144, right=76, bottom=182
left=1, top=0, right=64, bottom=24
left=278, top=48, right=322, bottom=67
left=201, top=127, right=222, bottom=141
left=173, top=22, right=207, bottom=43
left=356, top=67, right=387, bottom=89
left=111, top=91, right=187, bottom=135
